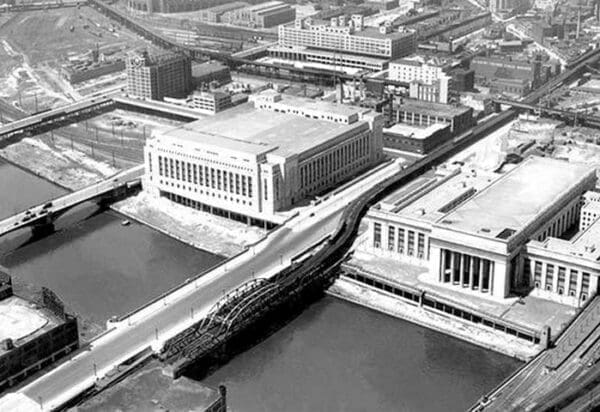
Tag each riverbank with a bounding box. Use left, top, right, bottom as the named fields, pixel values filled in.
left=328, top=277, right=539, bottom=361
left=0, top=135, right=266, bottom=257
left=113, top=191, right=265, bottom=257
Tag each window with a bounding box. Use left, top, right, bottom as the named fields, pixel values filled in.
left=534, top=261, right=542, bottom=285
left=373, top=223, right=382, bottom=248
left=417, top=233, right=425, bottom=259
left=397, top=228, right=405, bottom=254
left=582, top=272, right=591, bottom=294
left=545, top=264, right=554, bottom=290
left=558, top=267, right=566, bottom=290
left=407, top=231, right=415, bottom=256
left=569, top=269, right=578, bottom=296
left=388, top=225, right=395, bottom=251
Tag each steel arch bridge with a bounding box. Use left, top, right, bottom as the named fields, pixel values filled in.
left=160, top=278, right=281, bottom=366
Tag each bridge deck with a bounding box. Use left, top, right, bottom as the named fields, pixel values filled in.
left=0, top=165, right=144, bottom=238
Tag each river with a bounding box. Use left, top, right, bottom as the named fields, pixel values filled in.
left=0, top=159, right=522, bottom=410
left=0, top=159, right=225, bottom=326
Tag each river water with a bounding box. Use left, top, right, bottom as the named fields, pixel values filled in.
left=0, top=159, right=224, bottom=325
left=0, top=159, right=522, bottom=410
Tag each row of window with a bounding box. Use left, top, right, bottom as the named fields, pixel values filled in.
left=527, top=258, right=590, bottom=299
left=372, top=222, right=428, bottom=260
left=299, top=133, right=369, bottom=189
left=157, top=156, right=254, bottom=198
left=535, top=201, right=579, bottom=241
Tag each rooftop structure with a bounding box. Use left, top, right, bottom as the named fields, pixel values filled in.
left=389, top=98, right=474, bottom=135
left=144, top=91, right=384, bottom=222
left=382, top=123, right=451, bottom=154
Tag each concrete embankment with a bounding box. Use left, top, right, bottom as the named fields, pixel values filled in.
left=328, top=277, right=539, bottom=361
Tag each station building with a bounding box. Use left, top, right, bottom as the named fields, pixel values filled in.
left=144, top=91, right=384, bottom=225
left=0, top=269, right=79, bottom=389
left=364, top=157, right=597, bottom=303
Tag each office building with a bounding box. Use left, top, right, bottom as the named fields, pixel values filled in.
left=221, top=1, right=296, bottom=28
left=0, top=270, right=79, bottom=389
left=126, top=51, right=192, bottom=101
left=364, top=157, right=596, bottom=301
left=267, top=45, right=388, bottom=72
left=144, top=91, right=384, bottom=224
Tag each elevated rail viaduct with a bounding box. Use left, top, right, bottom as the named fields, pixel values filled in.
left=492, top=98, right=600, bottom=128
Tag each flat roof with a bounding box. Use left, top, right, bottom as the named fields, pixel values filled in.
left=0, top=296, right=59, bottom=354
left=384, top=122, right=449, bottom=140
left=191, top=61, right=229, bottom=77
left=359, top=27, right=415, bottom=40
left=437, top=157, right=595, bottom=240
left=397, top=98, right=472, bottom=117
left=159, top=102, right=367, bottom=158
left=202, top=1, right=246, bottom=13
left=268, top=45, right=387, bottom=64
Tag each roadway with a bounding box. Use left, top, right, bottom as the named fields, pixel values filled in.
left=0, top=165, right=143, bottom=238
left=0, top=157, right=405, bottom=411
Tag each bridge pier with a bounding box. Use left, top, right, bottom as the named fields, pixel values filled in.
left=31, top=221, right=55, bottom=238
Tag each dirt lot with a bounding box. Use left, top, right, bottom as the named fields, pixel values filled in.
left=0, top=7, right=150, bottom=113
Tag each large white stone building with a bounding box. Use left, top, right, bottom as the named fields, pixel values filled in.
left=364, top=156, right=597, bottom=304
left=144, top=91, right=384, bottom=226
left=276, top=16, right=416, bottom=61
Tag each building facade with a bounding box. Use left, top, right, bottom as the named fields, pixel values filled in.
left=126, top=51, right=192, bottom=101
left=144, top=91, right=384, bottom=223
left=363, top=157, right=597, bottom=303
left=0, top=272, right=79, bottom=389
left=188, top=91, right=232, bottom=114
left=389, top=98, right=473, bottom=135
left=221, top=1, right=296, bottom=28
left=278, top=16, right=417, bottom=60
left=382, top=122, right=451, bottom=154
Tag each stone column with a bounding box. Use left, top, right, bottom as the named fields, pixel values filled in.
left=449, top=252, right=455, bottom=284
left=459, top=253, right=465, bottom=286
left=468, top=257, right=475, bottom=289
left=477, top=258, right=483, bottom=292
left=489, top=262, right=494, bottom=295
left=439, top=249, right=446, bottom=283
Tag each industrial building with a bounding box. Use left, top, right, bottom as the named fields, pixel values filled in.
left=278, top=16, right=417, bottom=60
left=0, top=269, right=79, bottom=389
left=144, top=91, right=384, bottom=224
left=192, top=61, right=231, bottom=88
left=382, top=123, right=451, bottom=154
left=199, top=2, right=247, bottom=23
left=189, top=91, right=232, bottom=114
left=126, top=0, right=258, bottom=13
left=221, top=1, right=296, bottom=28
left=126, top=50, right=192, bottom=101
left=364, top=157, right=597, bottom=302
left=388, top=98, right=473, bottom=135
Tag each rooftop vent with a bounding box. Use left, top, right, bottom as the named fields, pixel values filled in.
left=496, top=228, right=516, bottom=239
left=480, top=228, right=491, bottom=233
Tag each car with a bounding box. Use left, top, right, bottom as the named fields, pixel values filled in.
left=22, top=216, right=31, bottom=222
left=42, top=202, right=53, bottom=209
